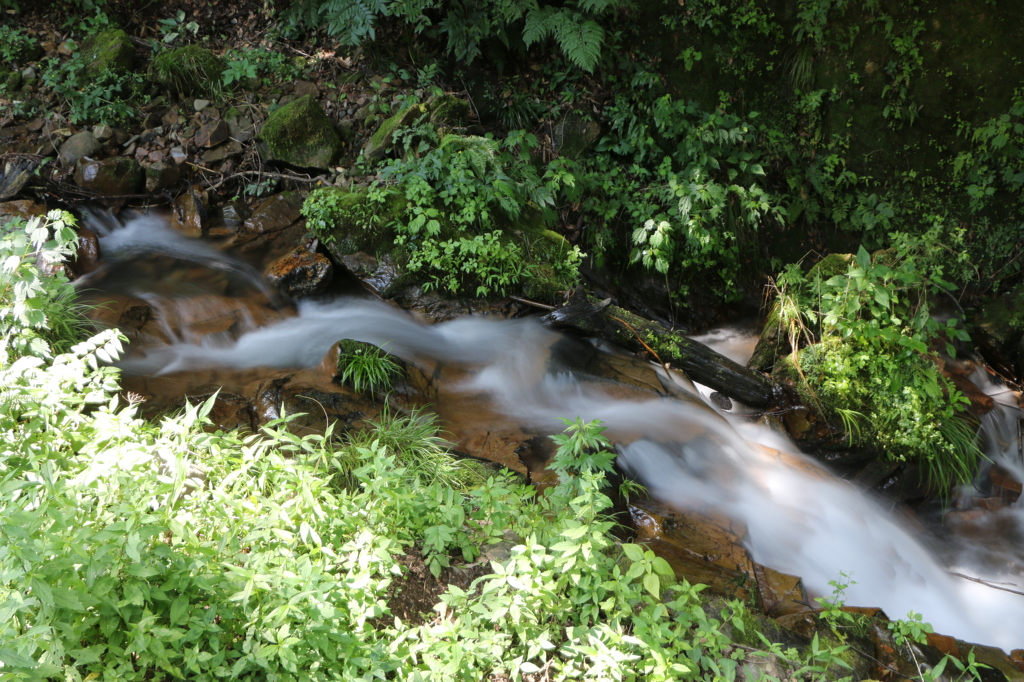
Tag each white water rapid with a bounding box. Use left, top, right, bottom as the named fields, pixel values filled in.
left=88, top=213, right=1024, bottom=650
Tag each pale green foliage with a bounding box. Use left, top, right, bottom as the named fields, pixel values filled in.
left=0, top=211, right=90, bottom=361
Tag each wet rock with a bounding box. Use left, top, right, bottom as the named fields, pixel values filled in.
left=363, top=102, right=426, bottom=161
left=237, top=192, right=303, bottom=241
left=195, top=120, right=228, bottom=148
left=79, top=29, right=134, bottom=78
left=339, top=252, right=403, bottom=297
left=59, top=131, right=101, bottom=167
left=257, top=94, right=342, bottom=170
left=975, top=283, right=1024, bottom=380
left=69, top=225, right=101, bottom=278
left=184, top=389, right=256, bottom=432
left=145, top=161, right=181, bottom=192
left=74, top=157, right=143, bottom=195
left=0, top=156, right=37, bottom=201
left=149, top=46, right=225, bottom=97
left=170, top=190, right=207, bottom=237
left=265, top=243, right=333, bottom=298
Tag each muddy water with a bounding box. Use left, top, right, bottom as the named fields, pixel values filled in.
left=78, top=212, right=1024, bottom=650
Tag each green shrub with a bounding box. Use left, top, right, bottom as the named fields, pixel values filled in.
left=40, top=57, right=146, bottom=125
left=774, top=239, right=979, bottom=492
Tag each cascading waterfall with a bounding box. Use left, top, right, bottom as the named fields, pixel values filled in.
left=84, top=212, right=1024, bottom=650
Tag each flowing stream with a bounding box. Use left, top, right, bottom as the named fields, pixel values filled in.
left=79, top=212, right=1024, bottom=650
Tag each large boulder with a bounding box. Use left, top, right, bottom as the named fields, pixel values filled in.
left=257, top=95, right=342, bottom=170
left=79, top=29, right=134, bottom=78
left=74, top=157, right=143, bottom=195
left=149, top=46, right=225, bottom=98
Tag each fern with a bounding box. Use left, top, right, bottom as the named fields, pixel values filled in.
left=319, top=0, right=388, bottom=45
left=524, top=8, right=605, bottom=71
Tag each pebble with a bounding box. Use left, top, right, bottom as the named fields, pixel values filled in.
left=194, top=99, right=211, bottom=112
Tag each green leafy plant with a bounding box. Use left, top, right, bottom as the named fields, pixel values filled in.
left=775, top=240, right=981, bottom=492
left=0, top=25, right=35, bottom=63
left=157, top=10, right=199, bottom=45
left=40, top=56, right=147, bottom=125
left=0, top=211, right=91, bottom=361
left=337, top=339, right=402, bottom=395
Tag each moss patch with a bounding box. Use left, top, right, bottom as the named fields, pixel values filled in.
left=258, top=94, right=342, bottom=170
left=80, top=29, right=134, bottom=78
left=363, top=103, right=427, bottom=161
left=149, top=46, right=225, bottom=98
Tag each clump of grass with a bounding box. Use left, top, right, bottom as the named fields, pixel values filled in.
left=346, top=405, right=488, bottom=490
left=337, top=339, right=402, bottom=396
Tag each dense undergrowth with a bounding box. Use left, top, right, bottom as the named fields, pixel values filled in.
left=0, top=210, right=982, bottom=680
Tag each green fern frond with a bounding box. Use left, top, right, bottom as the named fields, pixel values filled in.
left=554, top=16, right=605, bottom=72
left=320, top=0, right=388, bottom=45
left=522, top=6, right=558, bottom=47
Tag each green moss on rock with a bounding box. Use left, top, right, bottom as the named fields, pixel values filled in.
left=80, top=29, right=134, bottom=78
left=428, top=94, right=470, bottom=127
left=302, top=187, right=404, bottom=257
left=363, top=103, right=426, bottom=161
left=258, top=95, right=342, bottom=170
left=149, top=46, right=225, bottom=97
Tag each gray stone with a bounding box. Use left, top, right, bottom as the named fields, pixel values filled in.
left=92, top=124, right=114, bottom=142
left=59, top=131, right=101, bottom=167
left=194, top=99, right=211, bottom=112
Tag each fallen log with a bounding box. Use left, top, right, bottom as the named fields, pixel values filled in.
left=541, top=292, right=778, bottom=408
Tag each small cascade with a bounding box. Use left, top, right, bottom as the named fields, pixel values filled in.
left=78, top=211, right=1024, bottom=651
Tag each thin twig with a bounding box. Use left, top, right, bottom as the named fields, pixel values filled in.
left=509, top=296, right=555, bottom=310
left=948, top=571, right=1024, bottom=596
left=201, top=170, right=328, bottom=192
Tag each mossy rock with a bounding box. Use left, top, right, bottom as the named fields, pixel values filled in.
left=1, top=68, right=21, bottom=92
left=80, top=29, right=134, bottom=78
left=258, top=94, right=342, bottom=171
left=807, top=253, right=853, bottom=280
left=552, top=111, right=601, bottom=160
left=149, top=46, right=225, bottom=98
left=427, top=94, right=471, bottom=127
left=302, top=187, right=405, bottom=258
left=363, top=103, right=427, bottom=161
